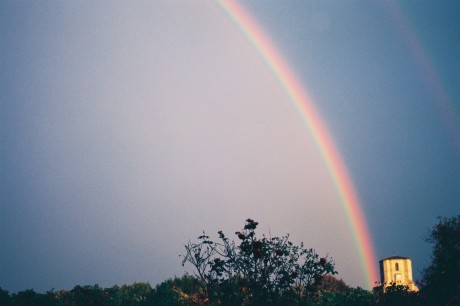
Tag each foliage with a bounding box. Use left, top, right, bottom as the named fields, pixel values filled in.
left=0, top=283, right=154, bottom=306
left=8, top=289, right=60, bottom=306
left=118, top=282, right=155, bottom=305
left=181, top=218, right=337, bottom=305
left=152, top=275, right=203, bottom=306
left=313, top=275, right=349, bottom=293
left=373, top=282, right=420, bottom=306
left=419, top=215, right=460, bottom=305
left=0, top=287, right=12, bottom=306
left=67, top=284, right=106, bottom=305
left=315, top=287, right=374, bottom=306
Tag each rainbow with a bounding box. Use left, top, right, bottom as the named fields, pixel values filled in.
left=383, top=2, right=460, bottom=151
left=217, top=0, right=378, bottom=288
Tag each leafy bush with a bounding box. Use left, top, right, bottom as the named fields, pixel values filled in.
left=152, top=275, right=203, bottom=306
left=419, top=215, right=460, bottom=305
left=181, top=218, right=337, bottom=305
left=316, top=287, right=374, bottom=306
left=373, top=282, right=420, bottom=306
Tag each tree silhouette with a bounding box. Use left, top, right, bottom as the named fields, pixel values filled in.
left=420, top=215, right=460, bottom=305
left=181, top=218, right=337, bottom=305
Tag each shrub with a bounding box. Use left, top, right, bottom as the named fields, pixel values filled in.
left=181, top=218, right=337, bottom=305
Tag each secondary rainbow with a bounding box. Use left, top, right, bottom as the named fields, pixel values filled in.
left=217, top=0, right=379, bottom=287
left=383, top=2, right=460, bottom=151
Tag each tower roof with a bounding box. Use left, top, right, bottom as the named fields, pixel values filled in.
left=379, top=255, right=410, bottom=262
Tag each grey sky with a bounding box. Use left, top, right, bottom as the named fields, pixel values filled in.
left=1, top=1, right=459, bottom=292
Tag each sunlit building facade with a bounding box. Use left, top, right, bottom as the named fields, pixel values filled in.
left=379, top=256, right=418, bottom=292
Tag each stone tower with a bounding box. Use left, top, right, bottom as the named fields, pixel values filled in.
left=379, top=256, right=418, bottom=291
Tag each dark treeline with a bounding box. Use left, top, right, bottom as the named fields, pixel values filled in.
left=0, top=276, right=418, bottom=306
left=0, top=282, right=156, bottom=306
left=1, top=215, right=458, bottom=306
left=0, top=276, right=434, bottom=306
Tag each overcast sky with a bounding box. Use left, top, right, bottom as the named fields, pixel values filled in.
left=1, top=0, right=459, bottom=292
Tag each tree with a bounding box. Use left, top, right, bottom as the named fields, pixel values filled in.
left=152, top=275, right=203, bottom=306
left=10, top=289, right=59, bottom=306
left=0, top=287, right=12, bottom=306
left=420, top=215, right=460, bottom=305
left=317, top=287, right=375, bottom=306
left=313, top=275, right=349, bottom=293
left=116, top=282, right=154, bottom=306
left=67, top=284, right=105, bottom=306
left=181, top=218, right=337, bottom=305
left=373, top=282, right=420, bottom=306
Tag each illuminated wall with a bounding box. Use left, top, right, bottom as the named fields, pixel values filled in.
left=379, top=256, right=418, bottom=291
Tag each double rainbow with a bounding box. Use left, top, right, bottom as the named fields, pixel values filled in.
left=217, top=0, right=379, bottom=288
